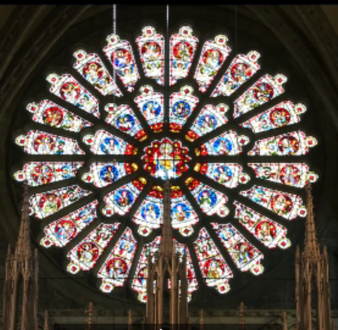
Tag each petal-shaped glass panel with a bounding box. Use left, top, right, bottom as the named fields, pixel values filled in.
left=233, top=201, right=290, bottom=249
left=29, top=185, right=91, bottom=219
left=170, top=26, right=198, bottom=86
left=82, top=162, right=138, bottom=188
left=136, top=26, right=164, bottom=85
left=98, top=227, right=137, bottom=293
left=186, top=177, right=229, bottom=217
left=83, top=129, right=137, bottom=155
left=211, top=223, right=264, bottom=275
left=14, top=161, right=83, bottom=186
left=15, top=130, right=84, bottom=155
left=194, top=35, right=231, bottom=92
left=102, top=178, right=146, bottom=216
left=169, top=86, right=198, bottom=133
left=132, top=194, right=163, bottom=236
left=195, top=130, right=249, bottom=156
left=26, top=100, right=93, bottom=132
left=193, top=228, right=233, bottom=294
left=73, top=49, right=122, bottom=96
left=240, top=101, right=306, bottom=133
left=240, top=185, right=307, bottom=220
left=103, top=34, right=140, bottom=91
left=233, top=74, right=287, bottom=119
left=211, top=51, right=261, bottom=97
left=40, top=200, right=98, bottom=248
left=66, top=223, right=120, bottom=274
left=247, top=131, right=318, bottom=156
left=185, top=103, right=229, bottom=142
left=47, top=73, right=100, bottom=118
left=171, top=195, right=199, bottom=237
left=134, top=85, right=164, bottom=132
left=104, top=103, right=147, bottom=141
left=248, top=162, right=318, bottom=187
left=194, top=163, right=250, bottom=188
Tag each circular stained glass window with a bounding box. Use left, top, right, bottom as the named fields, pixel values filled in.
left=12, top=25, right=318, bottom=302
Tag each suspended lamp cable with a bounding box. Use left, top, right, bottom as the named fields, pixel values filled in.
left=113, top=4, right=117, bottom=34
left=164, top=4, right=170, bottom=129
left=112, top=4, right=117, bottom=118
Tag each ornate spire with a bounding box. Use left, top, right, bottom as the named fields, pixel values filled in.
left=303, top=183, right=320, bottom=259
left=239, top=301, right=246, bottom=329
left=43, top=310, right=50, bottom=330
left=281, top=311, right=288, bottom=330
left=85, top=301, right=95, bottom=330
left=15, top=183, right=32, bottom=259
left=160, top=180, right=173, bottom=258
left=128, top=309, right=133, bottom=330
left=199, top=309, right=204, bottom=330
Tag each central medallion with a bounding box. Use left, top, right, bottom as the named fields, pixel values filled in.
left=142, top=138, right=191, bottom=180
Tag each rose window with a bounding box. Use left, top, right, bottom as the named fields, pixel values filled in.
left=13, top=25, right=318, bottom=302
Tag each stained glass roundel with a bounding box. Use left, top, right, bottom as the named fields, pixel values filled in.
left=13, top=25, right=318, bottom=303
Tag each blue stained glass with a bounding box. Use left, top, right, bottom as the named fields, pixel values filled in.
left=172, top=100, right=191, bottom=117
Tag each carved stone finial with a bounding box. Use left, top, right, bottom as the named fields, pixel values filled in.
left=15, top=183, right=32, bottom=260
left=161, top=180, right=173, bottom=258
left=43, top=310, right=50, bottom=330
left=303, top=183, right=320, bottom=259
left=85, top=301, right=95, bottom=330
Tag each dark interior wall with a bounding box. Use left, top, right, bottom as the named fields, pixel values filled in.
left=0, top=5, right=338, bottom=314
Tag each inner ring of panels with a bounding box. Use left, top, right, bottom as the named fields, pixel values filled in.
left=13, top=25, right=318, bottom=303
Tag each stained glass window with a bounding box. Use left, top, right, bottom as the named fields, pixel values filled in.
left=13, top=25, right=318, bottom=302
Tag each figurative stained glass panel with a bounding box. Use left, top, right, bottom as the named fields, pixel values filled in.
left=186, top=177, right=229, bottom=217
left=248, top=163, right=318, bottom=188
left=194, top=163, right=250, bottom=188
left=134, top=85, right=164, bottom=132
left=193, top=228, right=233, bottom=294
left=26, top=100, right=93, bottom=132
left=247, top=131, right=318, bottom=156
left=102, top=178, right=146, bottom=217
left=240, top=185, right=307, bottom=220
left=171, top=194, right=199, bottom=237
left=233, top=74, right=287, bottom=119
left=82, top=162, right=138, bottom=188
left=194, top=35, right=231, bottom=92
left=185, top=103, right=229, bottom=142
left=142, top=138, right=191, bottom=180
left=169, top=86, right=198, bottom=133
left=14, top=162, right=83, bottom=186
left=195, top=130, right=249, bottom=156
left=233, top=201, right=291, bottom=249
left=103, top=34, right=140, bottom=91
left=66, top=223, right=120, bottom=274
left=13, top=24, right=319, bottom=302
left=170, top=26, right=198, bottom=86
left=211, top=51, right=260, bottom=97
left=133, top=194, right=163, bottom=236
left=104, top=103, right=147, bottom=141
left=98, top=227, right=137, bottom=293
left=83, top=129, right=137, bottom=155
left=211, top=223, right=264, bottom=275
left=40, top=200, right=98, bottom=248
left=29, top=185, right=91, bottom=219
left=47, top=73, right=100, bottom=118
left=136, top=26, right=165, bottom=85
left=239, top=101, right=307, bottom=133
left=15, top=130, right=84, bottom=155
left=73, top=49, right=122, bottom=96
